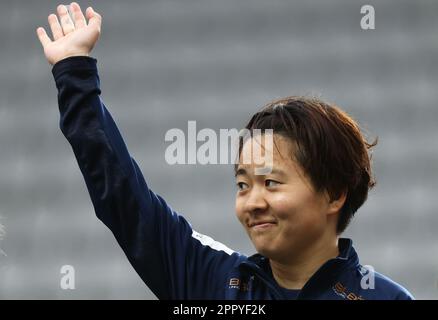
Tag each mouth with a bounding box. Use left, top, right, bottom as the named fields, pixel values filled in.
left=248, top=221, right=277, bottom=230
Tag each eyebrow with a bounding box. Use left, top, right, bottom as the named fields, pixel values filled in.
left=234, top=167, right=286, bottom=177
left=234, top=168, right=247, bottom=178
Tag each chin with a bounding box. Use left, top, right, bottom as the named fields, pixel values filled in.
left=253, top=241, right=275, bottom=258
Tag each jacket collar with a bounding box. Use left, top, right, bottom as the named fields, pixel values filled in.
left=239, top=238, right=359, bottom=297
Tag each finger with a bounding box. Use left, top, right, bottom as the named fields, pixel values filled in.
left=70, top=2, right=86, bottom=29
left=36, top=27, right=52, bottom=48
left=48, top=13, right=64, bottom=40
left=57, top=4, right=75, bottom=35
left=85, top=7, right=102, bottom=31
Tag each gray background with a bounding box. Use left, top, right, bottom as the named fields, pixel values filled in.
left=0, top=0, right=437, bottom=299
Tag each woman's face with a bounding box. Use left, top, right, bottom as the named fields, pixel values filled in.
left=235, top=134, right=339, bottom=263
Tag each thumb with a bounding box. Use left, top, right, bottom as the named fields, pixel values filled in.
left=86, top=7, right=102, bottom=30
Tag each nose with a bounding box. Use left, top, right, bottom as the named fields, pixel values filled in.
left=244, top=185, right=268, bottom=214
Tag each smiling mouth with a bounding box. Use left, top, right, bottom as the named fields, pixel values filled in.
left=248, top=222, right=277, bottom=229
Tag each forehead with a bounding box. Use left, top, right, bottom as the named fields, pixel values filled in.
left=237, top=134, right=298, bottom=173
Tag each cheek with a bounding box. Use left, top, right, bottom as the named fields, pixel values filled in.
left=270, top=193, right=321, bottom=227
left=269, top=194, right=298, bottom=219
left=235, top=198, right=245, bottom=224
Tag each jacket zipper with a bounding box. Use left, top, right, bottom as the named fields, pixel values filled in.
left=240, top=261, right=285, bottom=299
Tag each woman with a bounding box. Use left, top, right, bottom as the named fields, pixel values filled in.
left=36, top=2, right=413, bottom=299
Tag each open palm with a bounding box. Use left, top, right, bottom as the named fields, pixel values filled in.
left=36, top=2, right=102, bottom=65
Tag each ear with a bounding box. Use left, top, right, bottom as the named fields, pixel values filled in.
left=327, top=190, right=347, bottom=216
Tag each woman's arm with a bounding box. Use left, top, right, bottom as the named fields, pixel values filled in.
left=37, top=3, right=242, bottom=299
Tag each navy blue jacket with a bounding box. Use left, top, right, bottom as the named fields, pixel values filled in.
left=52, top=56, right=414, bottom=300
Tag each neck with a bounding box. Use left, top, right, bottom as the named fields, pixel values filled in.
left=269, top=234, right=339, bottom=290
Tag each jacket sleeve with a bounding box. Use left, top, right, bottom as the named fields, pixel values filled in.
left=52, top=56, right=243, bottom=299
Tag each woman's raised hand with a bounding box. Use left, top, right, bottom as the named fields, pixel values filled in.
left=36, top=2, right=102, bottom=65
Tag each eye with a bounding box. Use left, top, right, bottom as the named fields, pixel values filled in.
left=236, top=182, right=249, bottom=191
left=265, top=179, right=280, bottom=187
